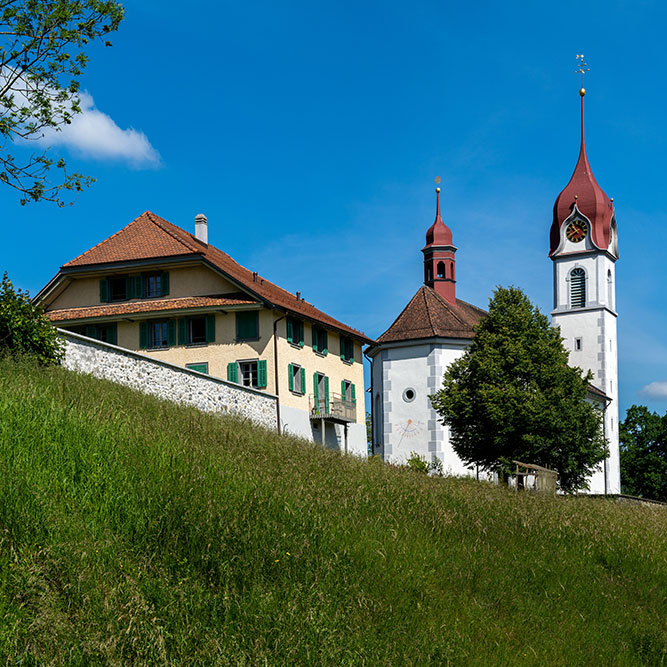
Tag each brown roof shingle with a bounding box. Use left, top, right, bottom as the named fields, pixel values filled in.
left=376, top=286, right=486, bottom=344
left=53, top=211, right=374, bottom=343
left=46, top=294, right=256, bottom=322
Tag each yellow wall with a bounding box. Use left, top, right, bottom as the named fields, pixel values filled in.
left=116, top=311, right=365, bottom=423
left=48, top=264, right=238, bottom=310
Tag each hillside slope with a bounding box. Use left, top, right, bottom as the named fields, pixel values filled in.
left=0, top=357, right=665, bottom=665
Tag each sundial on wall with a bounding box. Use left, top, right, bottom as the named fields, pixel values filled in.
left=395, top=419, right=423, bottom=440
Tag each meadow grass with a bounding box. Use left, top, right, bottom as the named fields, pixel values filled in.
left=0, top=356, right=665, bottom=665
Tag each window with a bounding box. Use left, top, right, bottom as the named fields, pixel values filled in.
left=236, top=311, right=259, bottom=340
left=177, top=315, right=215, bottom=345
left=437, top=261, right=446, bottom=278
left=313, top=372, right=329, bottom=414
left=286, top=317, right=304, bottom=347
left=140, top=320, right=176, bottom=349
left=341, top=379, right=356, bottom=404
left=402, top=387, right=416, bottom=402
left=108, top=276, right=127, bottom=302
left=288, top=363, right=306, bottom=394
left=607, top=269, right=613, bottom=307
left=149, top=321, right=169, bottom=348
left=186, top=362, right=209, bottom=374
left=144, top=274, right=162, bottom=298
left=340, top=336, right=354, bottom=362
left=574, top=337, right=582, bottom=351
left=570, top=268, right=586, bottom=308
left=227, top=360, right=267, bottom=388
left=312, top=326, right=328, bottom=355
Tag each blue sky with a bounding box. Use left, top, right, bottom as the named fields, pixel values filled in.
left=2, top=0, right=667, bottom=417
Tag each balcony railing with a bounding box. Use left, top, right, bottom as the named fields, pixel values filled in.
left=309, top=393, right=356, bottom=422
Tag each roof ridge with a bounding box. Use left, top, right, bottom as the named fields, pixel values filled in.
left=422, top=287, right=438, bottom=335
left=426, top=287, right=468, bottom=328
left=144, top=211, right=200, bottom=254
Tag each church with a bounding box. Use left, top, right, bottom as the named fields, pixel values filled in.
left=367, top=87, right=621, bottom=494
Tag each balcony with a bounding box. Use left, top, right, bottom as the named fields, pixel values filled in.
left=309, top=393, right=356, bottom=423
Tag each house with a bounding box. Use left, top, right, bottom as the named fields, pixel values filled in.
left=36, top=211, right=373, bottom=454
left=368, top=87, right=621, bottom=493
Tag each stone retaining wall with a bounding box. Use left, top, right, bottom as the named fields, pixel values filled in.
left=59, top=329, right=278, bottom=430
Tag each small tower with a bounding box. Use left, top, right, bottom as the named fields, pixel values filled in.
left=550, top=84, right=620, bottom=494
left=422, top=187, right=457, bottom=304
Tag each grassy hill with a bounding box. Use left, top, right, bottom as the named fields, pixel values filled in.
left=0, top=357, right=665, bottom=665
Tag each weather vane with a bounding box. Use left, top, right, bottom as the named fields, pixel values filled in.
left=575, top=54, right=589, bottom=92
left=435, top=175, right=441, bottom=193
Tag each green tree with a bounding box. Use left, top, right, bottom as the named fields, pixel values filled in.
left=0, top=272, right=62, bottom=363
left=620, top=405, right=667, bottom=501
left=430, top=286, right=607, bottom=492
left=1, top=0, right=124, bottom=206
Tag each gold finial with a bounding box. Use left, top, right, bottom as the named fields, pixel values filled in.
left=575, top=54, right=589, bottom=90
left=574, top=194, right=578, bottom=199
left=611, top=197, right=614, bottom=202
left=436, top=187, right=441, bottom=193
left=435, top=176, right=441, bottom=193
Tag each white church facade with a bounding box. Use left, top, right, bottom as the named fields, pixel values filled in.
left=368, top=88, right=621, bottom=494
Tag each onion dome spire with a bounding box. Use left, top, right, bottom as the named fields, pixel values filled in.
left=423, top=182, right=457, bottom=304
left=550, top=87, right=614, bottom=256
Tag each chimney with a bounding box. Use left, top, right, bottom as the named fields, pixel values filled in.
left=195, top=213, right=208, bottom=244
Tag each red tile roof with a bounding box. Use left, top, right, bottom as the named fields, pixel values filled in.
left=375, top=286, right=486, bottom=344
left=53, top=211, right=374, bottom=343
left=45, top=294, right=256, bottom=322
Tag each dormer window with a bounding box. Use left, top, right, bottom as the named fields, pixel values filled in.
left=570, top=268, right=586, bottom=308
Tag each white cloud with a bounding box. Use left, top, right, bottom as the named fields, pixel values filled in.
left=639, top=382, right=667, bottom=400
left=36, top=92, right=161, bottom=167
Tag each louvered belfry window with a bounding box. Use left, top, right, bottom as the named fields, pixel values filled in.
left=570, top=268, right=586, bottom=308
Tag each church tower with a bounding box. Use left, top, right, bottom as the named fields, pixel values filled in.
left=550, top=86, right=621, bottom=494
left=422, top=187, right=457, bottom=304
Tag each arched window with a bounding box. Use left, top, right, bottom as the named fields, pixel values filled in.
left=437, top=261, right=446, bottom=279
left=426, top=265, right=432, bottom=282
left=570, top=267, right=586, bottom=308
left=607, top=269, right=613, bottom=308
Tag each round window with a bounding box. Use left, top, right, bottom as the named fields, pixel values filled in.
left=403, top=388, right=416, bottom=403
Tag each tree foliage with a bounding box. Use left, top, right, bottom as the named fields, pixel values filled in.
left=0, top=272, right=62, bottom=363
left=0, top=0, right=123, bottom=206
left=620, top=405, right=667, bottom=501
left=430, top=286, right=608, bottom=492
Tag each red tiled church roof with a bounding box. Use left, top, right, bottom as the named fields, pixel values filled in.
left=53, top=211, right=374, bottom=343
left=376, top=286, right=486, bottom=344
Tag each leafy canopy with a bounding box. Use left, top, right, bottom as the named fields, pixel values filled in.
left=0, top=272, right=62, bottom=363
left=620, top=405, right=667, bottom=501
left=0, top=0, right=123, bottom=206
left=430, top=286, right=608, bottom=492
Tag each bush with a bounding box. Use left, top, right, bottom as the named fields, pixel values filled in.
left=0, top=272, right=63, bottom=365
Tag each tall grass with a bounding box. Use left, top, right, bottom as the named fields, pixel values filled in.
left=0, top=356, right=665, bottom=665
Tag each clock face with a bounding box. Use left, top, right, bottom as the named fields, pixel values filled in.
left=566, top=220, right=588, bottom=243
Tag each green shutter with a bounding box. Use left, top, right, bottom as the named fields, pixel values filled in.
left=324, top=376, right=330, bottom=414
left=178, top=318, right=187, bottom=345
left=227, top=362, right=238, bottom=383
left=161, top=272, right=170, bottom=296
left=187, top=363, right=208, bottom=374
left=341, top=336, right=346, bottom=361
left=351, top=383, right=356, bottom=404
left=167, top=320, right=176, bottom=346
left=288, top=364, right=294, bottom=392
left=322, top=331, right=328, bottom=356
left=139, top=322, right=148, bottom=349
left=298, top=321, right=304, bottom=347
left=300, top=367, right=306, bottom=394
left=108, top=324, right=118, bottom=346
left=286, top=318, right=294, bottom=344
left=257, top=360, right=267, bottom=389
left=125, top=277, right=132, bottom=300
left=85, top=325, right=97, bottom=340
left=341, top=379, right=346, bottom=399
left=134, top=276, right=143, bottom=299
left=313, top=373, right=319, bottom=408
left=99, top=279, right=109, bottom=303
left=206, top=314, right=216, bottom=343
left=312, top=326, right=318, bottom=352
left=237, top=311, right=258, bottom=340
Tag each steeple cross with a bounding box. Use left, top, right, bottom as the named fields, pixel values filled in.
left=575, top=54, right=589, bottom=90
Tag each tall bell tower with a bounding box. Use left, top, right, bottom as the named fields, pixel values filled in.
left=550, top=78, right=620, bottom=494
